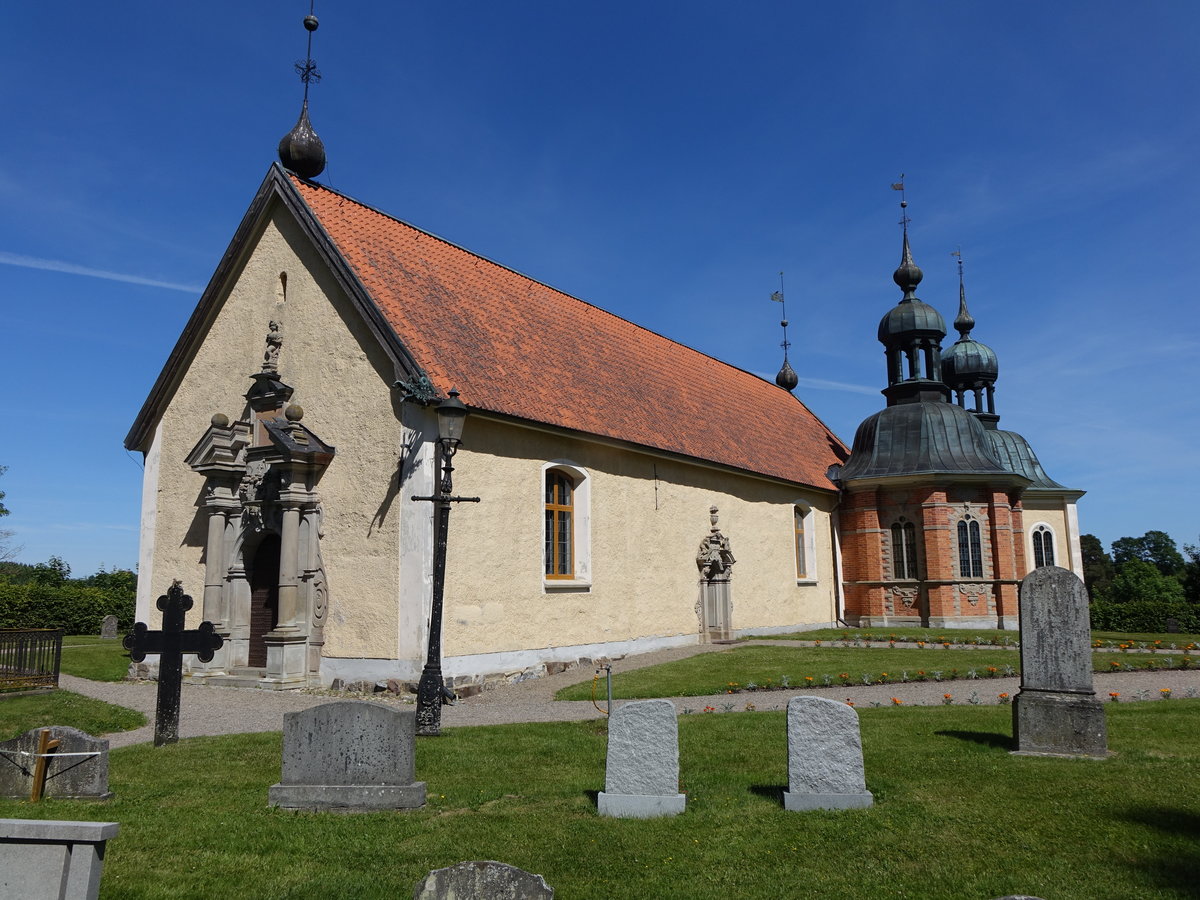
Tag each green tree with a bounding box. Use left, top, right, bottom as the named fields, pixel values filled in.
left=1105, top=559, right=1186, bottom=605
left=31, top=555, right=71, bottom=586
left=1111, top=530, right=1185, bottom=578
left=0, top=465, right=17, bottom=563
left=1080, top=533, right=1114, bottom=601
left=1184, top=539, right=1200, bottom=605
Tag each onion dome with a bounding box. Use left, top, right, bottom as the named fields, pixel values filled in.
left=277, top=11, right=326, bottom=180
left=941, top=275, right=997, bottom=387
left=776, top=359, right=799, bottom=391
left=278, top=100, right=326, bottom=179
left=877, top=231, right=946, bottom=343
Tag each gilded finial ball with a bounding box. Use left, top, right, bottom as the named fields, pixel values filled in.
left=304, top=14, right=319, bottom=30
left=285, top=404, right=304, bottom=422
left=211, top=413, right=229, bottom=428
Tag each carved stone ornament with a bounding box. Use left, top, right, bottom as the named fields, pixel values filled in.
left=262, top=320, right=284, bottom=374
left=696, top=505, right=735, bottom=580
left=238, top=459, right=280, bottom=533
left=891, top=587, right=919, bottom=610
left=957, top=583, right=991, bottom=607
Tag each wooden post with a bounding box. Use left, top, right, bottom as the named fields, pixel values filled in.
left=30, top=728, right=60, bottom=801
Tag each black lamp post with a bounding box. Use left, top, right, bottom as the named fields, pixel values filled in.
left=412, top=389, right=479, bottom=736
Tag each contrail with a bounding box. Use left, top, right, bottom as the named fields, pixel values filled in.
left=0, top=251, right=201, bottom=293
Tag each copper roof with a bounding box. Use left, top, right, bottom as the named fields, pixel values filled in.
left=290, top=176, right=845, bottom=489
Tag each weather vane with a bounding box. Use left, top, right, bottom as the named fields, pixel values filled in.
left=295, top=1, right=322, bottom=99
left=771, top=272, right=798, bottom=391
left=891, top=174, right=909, bottom=228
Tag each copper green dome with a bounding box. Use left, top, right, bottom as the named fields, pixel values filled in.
left=877, top=298, right=947, bottom=344
left=839, top=401, right=1019, bottom=482
left=942, top=337, right=998, bottom=384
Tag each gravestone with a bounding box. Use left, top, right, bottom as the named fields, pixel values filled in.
left=99, top=616, right=118, bottom=639
left=413, top=861, right=554, bottom=899
left=1013, top=567, right=1109, bottom=758
left=0, top=819, right=119, bottom=900
left=597, top=699, right=685, bottom=818
left=123, top=580, right=223, bottom=746
left=782, top=696, right=873, bottom=811
left=1166, top=617, right=1180, bottom=634
left=0, top=727, right=111, bottom=800
left=269, top=701, right=426, bottom=812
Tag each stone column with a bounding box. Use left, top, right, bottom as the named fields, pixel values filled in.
left=263, top=477, right=307, bottom=688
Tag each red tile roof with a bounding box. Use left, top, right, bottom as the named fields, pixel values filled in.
left=291, top=176, right=846, bottom=489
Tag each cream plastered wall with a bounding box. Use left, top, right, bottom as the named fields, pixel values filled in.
left=137, top=202, right=403, bottom=657
left=440, top=416, right=839, bottom=658
left=1020, top=496, right=1076, bottom=575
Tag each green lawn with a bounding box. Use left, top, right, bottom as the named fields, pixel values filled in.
left=1, top=702, right=1197, bottom=898
left=767, top=626, right=1200, bottom=646
left=60, top=635, right=133, bottom=682
left=0, top=690, right=146, bottom=740
left=556, top=645, right=1195, bottom=700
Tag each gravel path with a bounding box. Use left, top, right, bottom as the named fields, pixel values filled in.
left=60, top=640, right=1200, bottom=748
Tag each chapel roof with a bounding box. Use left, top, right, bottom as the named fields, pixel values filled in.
left=128, top=166, right=846, bottom=490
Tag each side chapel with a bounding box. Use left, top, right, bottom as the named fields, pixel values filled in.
left=124, top=57, right=1082, bottom=689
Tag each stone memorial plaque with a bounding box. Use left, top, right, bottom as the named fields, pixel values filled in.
left=1013, top=567, right=1108, bottom=758
left=269, top=700, right=425, bottom=812
left=0, top=728, right=111, bottom=800
left=99, top=616, right=118, bottom=639
left=598, top=699, right=685, bottom=818
left=783, top=696, right=873, bottom=811
left=413, top=860, right=554, bottom=899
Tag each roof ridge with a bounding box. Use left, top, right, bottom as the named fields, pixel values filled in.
left=290, top=174, right=800, bottom=396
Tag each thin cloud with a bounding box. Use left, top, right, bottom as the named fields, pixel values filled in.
left=796, top=377, right=880, bottom=396
left=0, top=251, right=201, bottom=293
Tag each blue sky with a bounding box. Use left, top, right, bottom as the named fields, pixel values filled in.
left=3, top=1, right=1197, bottom=575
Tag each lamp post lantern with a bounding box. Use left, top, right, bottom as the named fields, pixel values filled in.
left=412, top=389, right=480, bottom=736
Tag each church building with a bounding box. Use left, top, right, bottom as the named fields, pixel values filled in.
left=123, top=22, right=1082, bottom=690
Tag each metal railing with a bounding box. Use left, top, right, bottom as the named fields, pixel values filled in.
left=0, top=629, right=63, bottom=692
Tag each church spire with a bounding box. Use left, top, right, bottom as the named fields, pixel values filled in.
left=941, top=250, right=1000, bottom=427
left=876, top=180, right=949, bottom=406
left=278, top=4, right=327, bottom=180
left=771, top=272, right=799, bottom=391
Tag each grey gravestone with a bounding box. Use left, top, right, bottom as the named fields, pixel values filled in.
left=269, top=701, right=425, bottom=812
left=597, top=698, right=685, bottom=818
left=1166, top=617, right=1180, bottom=634
left=413, top=861, right=554, bottom=899
left=1013, top=567, right=1109, bottom=758
left=0, top=728, right=112, bottom=800
left=99, top=616, right=118, bottom=639
left=0, top=819, right=119, bottom=900
left=783, top=696, right=873, bottom=811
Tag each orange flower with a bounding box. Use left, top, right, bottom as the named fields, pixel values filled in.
left=943, top=693, right=952, bottom=699
left=998, top=692, right=1009, bottom=699
left=891, top=697, right=903, bottom=706
left=845, top=699, right=855, bottom=707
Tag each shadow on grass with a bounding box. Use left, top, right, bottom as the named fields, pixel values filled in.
left=749, top=784, right=784, bottom=805
left=584, top=789, right=599, bottom=807
left=1119, top=806, right=1200, bottom=895
left=933, top=729, right=1014, bottom=750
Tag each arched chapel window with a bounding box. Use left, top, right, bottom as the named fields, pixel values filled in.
left=794, top=504, right=816, bottom=580
left=1032, top=524, right=1056, bottom=568
left=891, top=519, right=918, bottom=580
left=957, top=517, right=983, bottom=578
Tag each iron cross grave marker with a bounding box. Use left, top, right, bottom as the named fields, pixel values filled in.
left=123, top=580, right=223, bottom=746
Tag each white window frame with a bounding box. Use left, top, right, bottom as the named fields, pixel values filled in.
left=1030, top=522, right=1056, bottom=569
left=793, top=503, right=818, bottom=583
left=541, top=461, right=591, bottom=591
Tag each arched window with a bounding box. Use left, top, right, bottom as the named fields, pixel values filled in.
left=957, top=517, right=983, bottom=578
left=542, top=462, right=591, bottom=586
left=1032, top=524, right=1056, bottom=568
left=891, top=518, right=918, bottom=580
left=794, top=504, right=816, bottom=580
left=544, top=471, right=574, bottom=578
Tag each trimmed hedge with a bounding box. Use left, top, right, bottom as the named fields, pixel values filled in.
left=1090, top=598, right=1200, bottom=634
left=0, top=583, right=135, bottom=634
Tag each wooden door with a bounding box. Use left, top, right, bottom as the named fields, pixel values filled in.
left=248, top=535, right=280, bottom=668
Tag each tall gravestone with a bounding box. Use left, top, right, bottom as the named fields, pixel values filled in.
left=99, top=616, right=118, bottom=639
left=783, top=696, right=873, bottom=811
left=269, top=701, right=425, bottom=812
left=1013, top=567, right=1109, bottom=758
left=0, top=727, right=111, bottom=801
left=598, top=699, right=685, bottom=818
